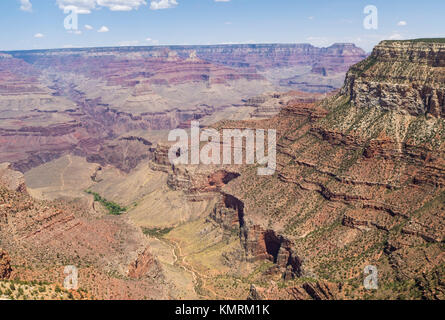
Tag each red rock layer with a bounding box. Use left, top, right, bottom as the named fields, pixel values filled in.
left=0, top=169, right=166, bottom=299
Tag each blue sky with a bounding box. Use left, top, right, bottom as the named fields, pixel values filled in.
left=1, top=0, right=444, bottom=52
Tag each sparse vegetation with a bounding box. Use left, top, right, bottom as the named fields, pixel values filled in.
left=0, top=279, right=77, bottom=300
left=142, top=227, right=173, bottom=238
left=85, top=190, right=127, bottom=215
left=387, top=38, right=445, bottom=44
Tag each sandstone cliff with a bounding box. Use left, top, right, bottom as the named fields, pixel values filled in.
left=213, top=40, right=445, bottom=300
left=343, top=40, right=445, bottom=117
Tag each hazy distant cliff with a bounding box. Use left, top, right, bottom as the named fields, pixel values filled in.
left=0, top=43, right=366, bottom=171
left=7, top=43, right=366, bottom=71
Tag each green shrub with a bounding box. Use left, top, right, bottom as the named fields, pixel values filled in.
left=142, top=227, right=173, bottom=238
left=85, top=190, right=126, bottom=215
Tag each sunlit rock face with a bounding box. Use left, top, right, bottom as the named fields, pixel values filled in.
left=343, top=40, right=445, bottom=117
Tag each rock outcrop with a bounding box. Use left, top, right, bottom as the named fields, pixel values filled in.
left=0, top=162, right=27, bottom=192
left=0, top=249, right=12, bottom=279
left=3, top=40, right=444, bottom=300
left=127, top=247, right=160, bottom=279
left=343, top=40, right=445, bottom=117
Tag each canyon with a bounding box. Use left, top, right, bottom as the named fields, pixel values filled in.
left=0, top=40, right=444, bottom=300
left=0, top=43, right=366, bottom=172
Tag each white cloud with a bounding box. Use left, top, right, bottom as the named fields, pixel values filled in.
left=20, top=0, right=32, bottom=12
left=56, top=0, right=147, bottom=14
left=215, top=0, right=231, bottom=2
left=55, top=0, right=182, bottom=13
left=98, top=0, right=147, bottom=11
left=34, top=33, right=44, bottom=38
left=56, top=0, right=96, bottom=14
left=97, top=26, right=109, bottom=33
left=150, top=0, right=177, bottom=10
left=397, top=21, right=407, bottom=26
left=85, top=24, right=94, bottom=30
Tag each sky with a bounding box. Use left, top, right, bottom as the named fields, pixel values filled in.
left=0, top=0, right=444, bottom=52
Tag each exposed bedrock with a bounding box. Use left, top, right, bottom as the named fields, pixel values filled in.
left=248, top=281, right=340, bottom=300
left=127, top=247, right=162, bottom=279
left=210, top=193, right=303, bottom=279
left=147, top=141, right=243, bottom=193
left=0, top=162, right=27, bottom=193
left=342, top=41, right=445, bottom=117
left=86, top=137, right=153, bottom=173
left=202, top=40, right=445, bottom=300
left=80, top=98, right=213, bottom=135
left=8, top=43, right=366, bottom=74
left=0, top=249, right=12, bottom=280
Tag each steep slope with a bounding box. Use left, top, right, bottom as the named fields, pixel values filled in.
left=0, top=164, right=169, bottom=300
left=215, top=40, right=445, bottom=299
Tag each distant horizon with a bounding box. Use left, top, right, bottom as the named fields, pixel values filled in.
left=1, top=0, right=444, bottom=52
left=3, top=38, right=445, bottom=54
left=0, top=41, right=366, bottom=53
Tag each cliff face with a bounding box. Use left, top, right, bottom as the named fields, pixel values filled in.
left=214, top=40, right=445, bottom=299
left=177, top=43, right=367, bottom=72
left=7, top=43, right=366, bottom=98
left=8, top=43, right=366, bottom=72
left=343, top=40, right=445, bottom=117
left=0, top=56, right=98, bottom=172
